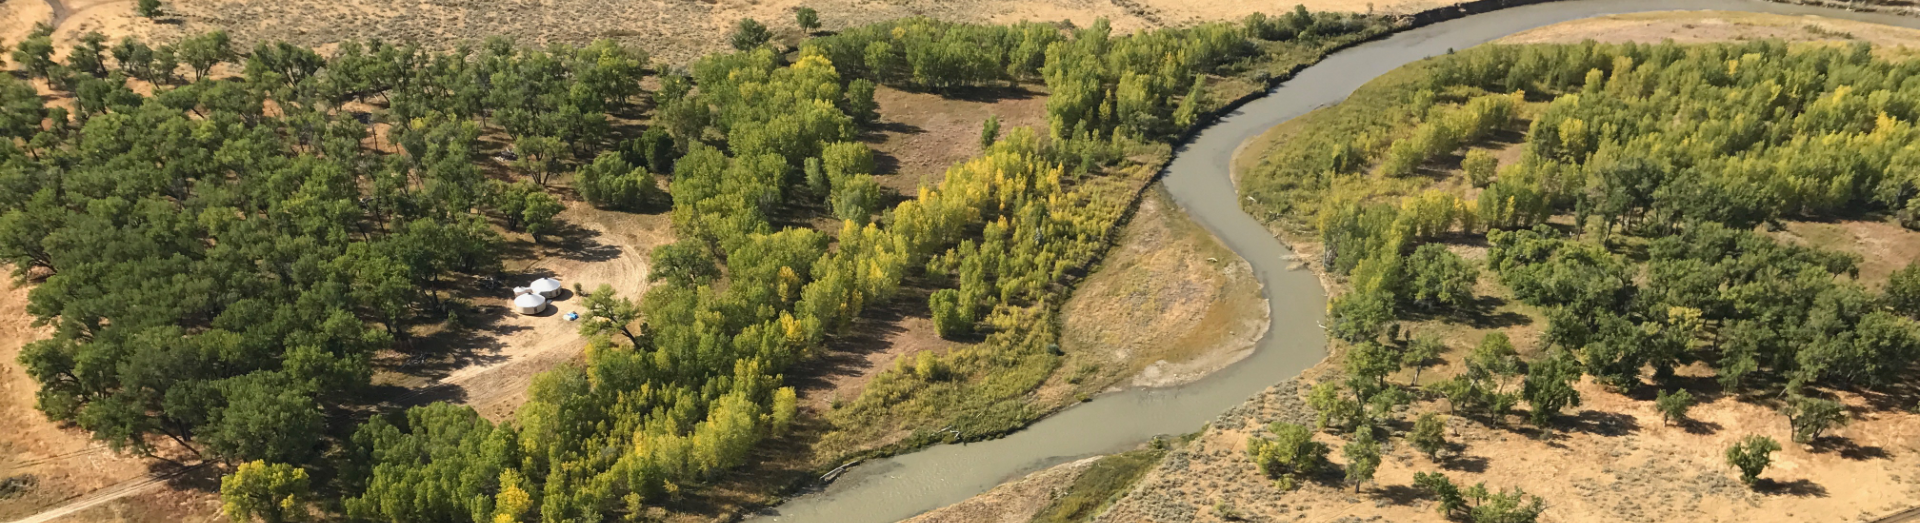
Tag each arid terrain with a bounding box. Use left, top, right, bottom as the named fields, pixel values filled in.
left=0, top=0, right=1459, bottom=64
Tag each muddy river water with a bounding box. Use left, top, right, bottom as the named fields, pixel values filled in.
left=749, top=2, right=1920, bottom=521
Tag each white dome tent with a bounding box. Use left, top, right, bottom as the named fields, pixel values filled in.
left=513, top=292, right=549, bottom=315
left=529, top=277, right=563, bottom=298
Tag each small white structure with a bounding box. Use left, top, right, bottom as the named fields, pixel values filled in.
left=513, top=292, right=549, bottom=315
left=529, top=277, right=563, bottom=298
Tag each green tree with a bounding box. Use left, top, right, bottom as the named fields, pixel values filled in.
left=575, top=152, right=660, bottom=211
left=1471, top=486, right=1547, bottom=523
left=1403, top=334, right=1444, bottom=385
left=137, top=0, right=162, bottom=17
left=580, top=284, right=642, bottom=345
left=929, top=288, right=972, bottom=338
left=649, top=242, right=720, bottom=286
left=731, top=18, right=773, bottom=51
left=1405, top=243, right=1477, bottom=310
left=1343, top=340, right=1400, bottom=394
left=1725, top=435, right=1780, bottom=486
left=201, top=373, right=323, bottom=464
left=1414, top=472, right=1467, bottom=517
left=176, top=30, right=234, bottom=81
left=845, top=78, right=879, bottom=125
left=1889, top=260, right=1920, bottom=318
left=1521, top=347, right=1581, bottom=427
left=831, top=174, right=882, bottom=224
left=980, top=114, right=1001, bottom=150
left=513, top=135, right=566, bottom=186
left=11, top=25, right=56, bottom=79
left=1784, top=395, right=1847, bottom=444
left=1246, top=422, right=1327, bottom=490
left=220, top=461, right=311, bottom=523
left=1463, top=149, right=1497, bottom=187
left=521, top=191, right=565, bottom=243
left=1655, top=389, right=1694, bottom=426
left=1343, top=426, right=1382, bottom=493
left=795, top=7, right=821, bottom=35
left=1410, top=412, right=1447, bottom=460
left=1308, top=381, right=1360, bottom=432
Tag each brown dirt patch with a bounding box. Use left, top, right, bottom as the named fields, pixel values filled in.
left=1060, top=189, right=1269, bottom=389
left=866, top=84, right=1049, bottom=194
left=1498, top=10, right=1920, bottom=51
left=1774, top=219, right=1920, bottom=289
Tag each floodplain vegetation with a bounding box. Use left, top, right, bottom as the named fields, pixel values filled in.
left=1121, top=38, right=1920, bottom=523
left=0, top=6, right=1399, bottom=522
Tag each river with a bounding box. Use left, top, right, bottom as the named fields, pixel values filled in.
left=748, top=2, right=1920, bottom=522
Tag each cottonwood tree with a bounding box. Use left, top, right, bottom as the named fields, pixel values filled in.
left=579, top=284, right=642, bottom=345
left=1343, top=426, right=1382, bottom=493
left=220, top=461, right=311, bottom=523
left=1403, top=334, right=1444, bottom=385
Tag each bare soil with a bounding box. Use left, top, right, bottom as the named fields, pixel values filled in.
left=867, top=84, right=1050, bottom=194
left=1060, top=189, right=1269, bottom=390
left=1497, top=10, right=1920, bottom=52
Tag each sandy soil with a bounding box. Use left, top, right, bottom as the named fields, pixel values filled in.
left=1097, top=372, right=1920, bottom=523
left=1498, top=10, right=1920, bottom=50
left=903, top=456, right=1101, bottom=523
left=1060, top=190, right=1269, bottom=390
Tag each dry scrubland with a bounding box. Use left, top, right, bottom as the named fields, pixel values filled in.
left=0, top=0, right=1457, bottom=64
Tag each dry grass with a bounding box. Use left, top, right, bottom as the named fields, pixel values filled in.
left=1772, top=220, right=1920, bottom=290
left=1059, top=189, right=1269, bottom=390
left=1498, top=10, right=1920, bottom=57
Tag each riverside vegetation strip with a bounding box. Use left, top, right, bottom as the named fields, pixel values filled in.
left=0, top=7, right=1407, bottom=522
left=1094, top=25, right=1920, bottom=523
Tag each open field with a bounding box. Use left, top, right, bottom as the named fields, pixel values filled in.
left=1498, top=9, right=1920, bottom=50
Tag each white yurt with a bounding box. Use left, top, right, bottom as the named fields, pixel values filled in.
left=513, top=292, right=549, bottom=315
left=530, top=277, right=563, bottom=298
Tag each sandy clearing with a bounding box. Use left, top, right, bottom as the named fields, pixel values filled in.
left=1498, top=9, right=1920, bottom=49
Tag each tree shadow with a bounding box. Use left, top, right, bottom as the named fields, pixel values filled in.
left=1375, top=484, right=1429, bottom=506
left=1755, top=478, right=1828, bottom=498
left=871, top=149, right=903, bottom=176
left=936, top=84, right=1041, bottom=104
left=1442, top=454, right=1489, bottom=473
left=545, top=220, right=623, bottom=262
left=1809, top=436, right=1890, bottom=461
left=874, top=120, right=926, bottom=137
left=1457, top=295, right=1531, bottom=329
left=1563, top=409, right=1639, bottom=437
left=1678, top=418, right=1722, bottom=435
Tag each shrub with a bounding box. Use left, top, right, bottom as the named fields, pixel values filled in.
left=1655, top=389, right=1694, bottom=426
left=1463, top=148, right=1497, bottom=187
left=1247, top=422, right=1327, bottom=490
left=730, top=18, right=772, bottom=51
left=1725, top=435, right=1780, bottom=485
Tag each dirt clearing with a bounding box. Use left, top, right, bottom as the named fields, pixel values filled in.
left=1060, top=189, right=1269, bottom=389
